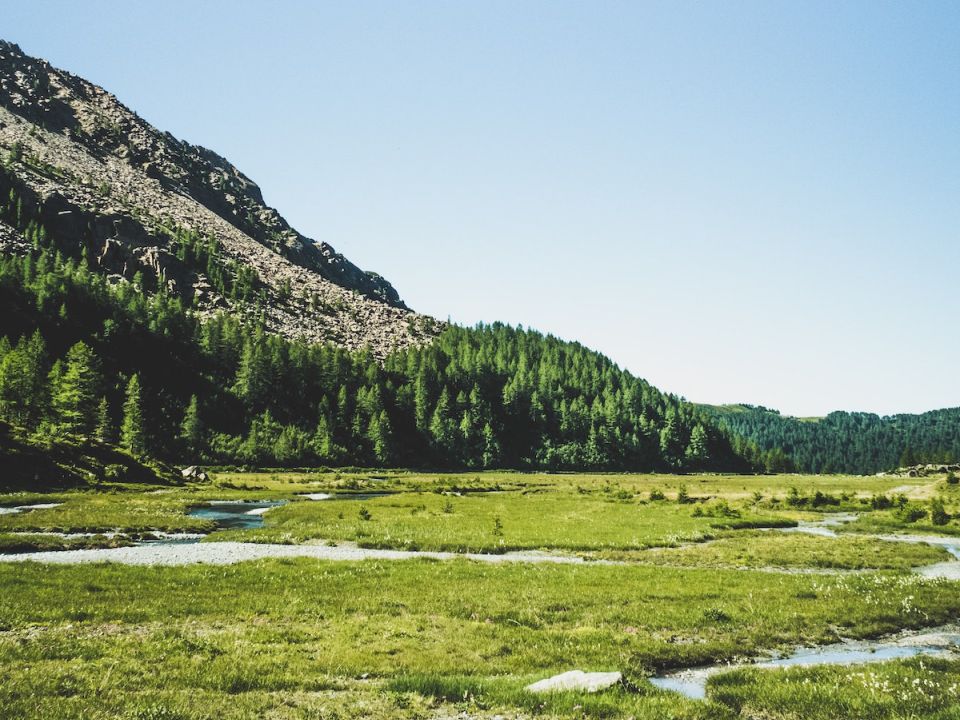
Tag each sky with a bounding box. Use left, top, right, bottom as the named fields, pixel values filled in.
left=5, top=1, right=959, bottom=416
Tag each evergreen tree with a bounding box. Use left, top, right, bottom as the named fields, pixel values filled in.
left=413, top=373, right=430, bottom=433
left=179, top=395, right=203, bottom=456
left=367, top=410, right=393, bottom=465
left=0, top=239, right=766, bottom=471
left=51, top=342, right=101, bottom=436
left=94, top=397, right=112, bottom=443
left=120, top=374, right=146, bottom=456
left=659, top=411, right=684, bottom=468
left=429, top=388, right=458, bottom=455
left=482, top=422, right=502, bottom=469
left=0, top=330, right=48, bottom=429
left=684, top=424, right=709, bottom=467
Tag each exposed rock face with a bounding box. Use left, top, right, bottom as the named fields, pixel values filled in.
left=0, top=40, right=439, bottom=356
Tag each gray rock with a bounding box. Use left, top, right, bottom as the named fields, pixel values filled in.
left=526, top=670, right=622, bottom=694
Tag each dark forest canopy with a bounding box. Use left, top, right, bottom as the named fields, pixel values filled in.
left=702, top=404, right=960, bottom=475
left=4, top=166, right=955, bottom=476
left=0, top=236, right=762, bottom=472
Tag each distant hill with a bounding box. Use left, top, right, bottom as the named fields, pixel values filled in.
left=701, top=403, right=960, bottom=474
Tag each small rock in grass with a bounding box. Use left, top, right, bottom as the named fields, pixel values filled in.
left=526, top=670, right=622, bottom=693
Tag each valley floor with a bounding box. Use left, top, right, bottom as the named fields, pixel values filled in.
left=2, top=470, right=960, bottom=719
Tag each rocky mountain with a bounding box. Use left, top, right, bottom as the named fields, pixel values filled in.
left=0, top=40, right=437, bottom=356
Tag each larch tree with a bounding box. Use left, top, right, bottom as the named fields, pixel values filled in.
left=120, top=374, right=146, bottom=456
left=179, top=394, right=203, bottom=456
left=51, top=342, right=101, bottom=436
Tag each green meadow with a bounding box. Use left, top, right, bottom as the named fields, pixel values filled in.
left=1, top=470, right=959, bottom=719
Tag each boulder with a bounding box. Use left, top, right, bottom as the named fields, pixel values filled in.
left=180, top=466, right=210, bottom=482
left=526, top=670, right=622, bottom=694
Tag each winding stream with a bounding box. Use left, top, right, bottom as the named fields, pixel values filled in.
left=187, top=500, right=286, bottom=530
left=650, top=626, right=960, bottom=699
left=3, top=505, right=960, bottom=696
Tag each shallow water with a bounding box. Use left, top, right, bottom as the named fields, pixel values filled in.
left=0, top=502, right=62, bottom=515
left=188, top=501, right=286, bottom=530
left=650, top=628, right=960, bottom=699
left=297, top=491, right=395, bottom=503
left=777, top=512, right=858, bottom=538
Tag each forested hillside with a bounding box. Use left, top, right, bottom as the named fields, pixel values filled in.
left=0, top=40, right=434, bottom=356
left=0, top=226, right=757, bottom=473
left=703, top=404, right=960, bottom=474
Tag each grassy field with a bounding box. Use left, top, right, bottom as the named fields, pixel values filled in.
left=601, top=531, right=951, bottom=570
left=710, top=656, right=960, bottom=719
left=207, top=490, right=794, bottom=552
left=1, top=560, right=958, bottom=719
left=1, top=469, right=959, bottom=719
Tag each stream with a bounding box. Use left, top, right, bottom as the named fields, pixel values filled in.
left=187, top=500, right=287, bottom=530
left=3, top=506, right=960, bottom=695
left=650, top=626, right=960, bottom=699
left=0, top=502, right=62, bottom=515
left=645, top=513, right=960, bottom=699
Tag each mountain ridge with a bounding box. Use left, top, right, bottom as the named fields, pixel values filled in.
left=0, top=39, right=438, bottom=357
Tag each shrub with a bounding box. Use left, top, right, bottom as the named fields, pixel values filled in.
left=811, top=490, right=840, bottom=508
left=947, top=471, right=958, bottom=485
left=649, top=489, right=666, bottom=502
left=358, top=506, right=372, bottom=521
left=897, top=504, right=927, bottom=523
left=701, top=608, right=732, bottom=624
left=676, top=485, right=691, bottom=504
left=930, top=498, right=950, bottom=526
left=693, top=500, right=741, bottom=519
left=103, top=464, right=127, bottom=482
left=786, top=487, right=805, bottom=507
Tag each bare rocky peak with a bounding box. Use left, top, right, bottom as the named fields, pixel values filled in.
left=0, top=40, right=439, bottom=356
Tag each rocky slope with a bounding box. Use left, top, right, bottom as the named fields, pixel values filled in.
left=0, top=40, right=437, bottom=356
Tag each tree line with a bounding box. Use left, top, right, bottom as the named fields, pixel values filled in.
left=703, top=404, right=960, bottom=474
left=0, top=238, right=758, bottom=471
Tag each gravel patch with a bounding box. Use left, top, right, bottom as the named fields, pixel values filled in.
left=0, top=542, right=595, bottom=566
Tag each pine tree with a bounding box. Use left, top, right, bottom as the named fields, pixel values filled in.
left=311, top=415, right=343, bottom=464
left=429, top=388, right=458, bottom=454
left=684, top=423, right=709, bottom=467
left=121, top=375, right=146, bottom=456
left=51, top=342, right=101, bottom=436
left=0, top=331, right=48, bottom=430
left=233, top=333, right=272, bottom=410
left=94, top=397, right=112, bottom=443
left=482, top=422, right=502, bottom=469
left=413, top=374, right=430, bottom=433
left=179, top=395, right=203, bottom=456
left=367, top=410, right=393, bottom=465
left=659, top=411, right=684, bottom=468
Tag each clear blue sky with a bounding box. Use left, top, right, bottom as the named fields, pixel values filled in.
left=6, top=1, right=959, bottom=416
